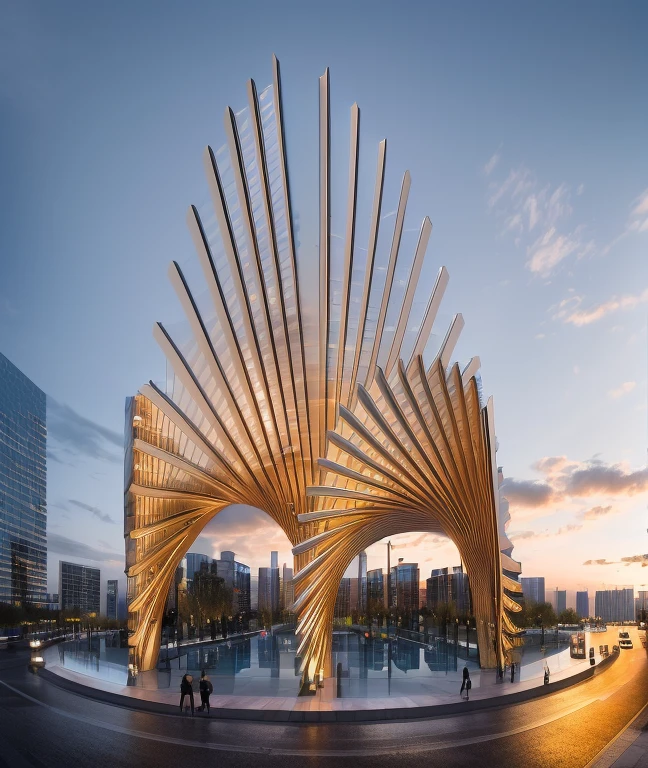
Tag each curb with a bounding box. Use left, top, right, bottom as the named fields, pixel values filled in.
left=38, top=653, right=618, bottom=724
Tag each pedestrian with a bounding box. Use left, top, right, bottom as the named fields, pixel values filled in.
left=459, top=664, right=471, bottom=699
left=198, top=670, right=213, bottom=714
left=180, top=673, right=194, bottom=715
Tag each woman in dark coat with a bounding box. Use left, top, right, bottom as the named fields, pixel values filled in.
left=180, top=673, right=194, bottom=715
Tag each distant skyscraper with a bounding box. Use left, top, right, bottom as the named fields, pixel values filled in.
left=270, top=551, right=278, bottom=569
left=213, top=551, right=251, bottom=614
left=357, top=551, right=368, bottom=613
left=636, top=591, right=648, bottom=622
left=0, top=352, right=47, bottom=607
left=258, top=566, right=280, bottom=614
left=107, top=580, right=118, bottom=620
left=59, top=561, right=100, bottom=614
left=520, top=577, right=546, bottom=604
left=334, top=578, right=351, bottom=618
left=185, top=553, right=212, bottom=590
left=555, top=589, right=567, bottom=615
left=595, top=588, right=634, bottom=623
left=576, top=590, right=589, bottom=618
left=390, top=563, right=419, bottom=615
left=281, top=563, right=294, bottom=611
left=426, top=566, right=470, bottom=615
left=367, top=569, right=384, bottom=605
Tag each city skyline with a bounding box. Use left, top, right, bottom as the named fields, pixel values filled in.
left=1, top=4, right=645, bottom=600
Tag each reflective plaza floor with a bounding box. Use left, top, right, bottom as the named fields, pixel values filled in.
left=49, top=629, right=590, bottom=700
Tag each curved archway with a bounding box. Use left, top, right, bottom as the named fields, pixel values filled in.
left=124, top=57, right=523, bottom=688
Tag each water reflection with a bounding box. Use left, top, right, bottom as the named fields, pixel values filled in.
left=56, top=630, right=477, bottom=698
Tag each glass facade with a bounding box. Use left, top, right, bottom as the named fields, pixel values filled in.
left=107, top=579, right=118, bottom=620
left=59, top=561, right=100, bottom=614
left=0, top=352, right=47, bottom=606
left=390, top=564, right=420, bottom=614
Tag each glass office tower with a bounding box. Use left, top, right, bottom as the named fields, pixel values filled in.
left=59, top=561, right=100, bottom=613
left=0, top=352, right=47, bottom=606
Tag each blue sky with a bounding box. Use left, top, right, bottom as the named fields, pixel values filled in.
left=1, top=1, right=646, bottom=608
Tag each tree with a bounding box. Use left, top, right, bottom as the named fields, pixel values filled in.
left=191, top=564, right=233, bottom=638
left=521, top=600, right=557, bottom=628
left=558, top=608, right=580, bottom=625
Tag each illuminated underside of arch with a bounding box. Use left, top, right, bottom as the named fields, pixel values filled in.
left=124, top=56, right=524, bottom=684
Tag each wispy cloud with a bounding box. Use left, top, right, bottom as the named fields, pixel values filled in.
left=483, top=151, right=501, bottom=176
left=68, top=499, right=116, bottom=525
left=509, top=523, right=582, bottom=541
left=47, top=533, right=122, bottom=563
left=47, top=398, right=122, bottom=464
left=608, top=381, right=636, bottom=400
left=527, top=226, right=593, bottom=277
left=582, top=505, right=614, bottom=520
left=485, top=159, right=592, bottom=276
left=627, top=189, right=648, bottom=233
left=583, top=554, right=648, bottom=567
left=552, top=288, right=648, bottom=327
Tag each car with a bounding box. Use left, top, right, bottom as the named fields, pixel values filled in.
left=619, top=639, right=633, bottom=649
left=619, top=631, right=630, bottom=640
left=612, top=645, right=620, bottom=653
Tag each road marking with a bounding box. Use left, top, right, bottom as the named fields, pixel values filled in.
left=0, top=679, right=601, bottom=756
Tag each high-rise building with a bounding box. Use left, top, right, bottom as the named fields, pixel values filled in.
left=212, top=551, right=251, bottom=614
left=281, top=563, right=294, bottom=612
left=59, top=561, right=100, bottom=614
left=258, top=566, right=280, bottom=614
left=357, top=551, right=367, bottom=613
left=520, top=577, right=546, bottom=604
left=334, top=578, right=351, bottom=618
left=107, top=580, right=119, bottom=620
left=426, top=565, right=470, bottom=615
left=636, top=591, right=648, bottom=622
left=595, top=588, right=634, bottom=623
left=270, top=551, right=278, bottom=569
left=185, top=553, right=212, bottom=590
left=576, top=590, right=589, bottom=619
left=555, top=589, right=567, bottom=615
left=390, top=562, right=419, bottom=614
left=0, top=352, right=47, bottom=607
left=367, top=569, right=384, bottom=605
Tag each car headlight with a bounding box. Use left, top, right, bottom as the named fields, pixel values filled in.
left=31, top=656, right=44, bottom=663
left=29, top=640, right=41, bottom=648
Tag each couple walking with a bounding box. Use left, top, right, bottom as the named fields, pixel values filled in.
left=179, top=671, right=213, bottom=715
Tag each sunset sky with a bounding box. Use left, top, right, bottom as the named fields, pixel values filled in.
left=1, top=2, right=646, bottom=611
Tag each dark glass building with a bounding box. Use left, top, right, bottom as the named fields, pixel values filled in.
left=390, top=563, right=420, bottom=614
left=367, top=568, right=384, bottom=605
left=59, top=561, right=100, bottom=614
left=107, top=579, right=119, bottom=620
left=0, top=353, right=47, bottom=606
left=426, top=565, right=471, bottom=616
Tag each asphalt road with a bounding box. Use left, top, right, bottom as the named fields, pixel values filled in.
left=0, top=628, right=646, bottom=768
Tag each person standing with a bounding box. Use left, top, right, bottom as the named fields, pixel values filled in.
left=459, top=665, right=471, bottom=698
left=180, top=673, right=194, bottom=715
left=198, top=671, right=213, bottom=714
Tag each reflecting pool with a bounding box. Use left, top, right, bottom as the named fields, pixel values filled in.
left=52, top=628, right=579, bottom=699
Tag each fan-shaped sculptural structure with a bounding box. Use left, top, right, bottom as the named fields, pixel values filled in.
left=124, top=56, right=523, bottom=687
